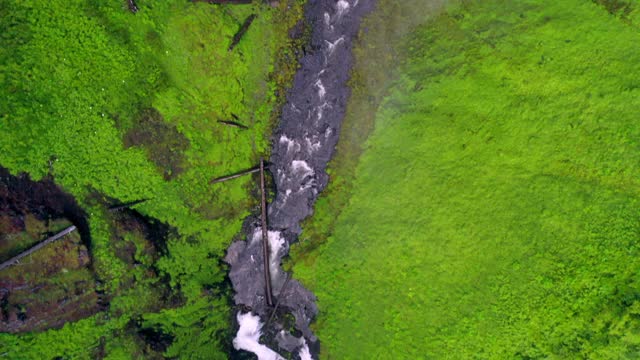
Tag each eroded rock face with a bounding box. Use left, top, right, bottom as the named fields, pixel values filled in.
left=225, top=0, right=376, bottom=357
left=0, top=167, right=98, bottom=333
left=0, top=230, right=99, bottom=333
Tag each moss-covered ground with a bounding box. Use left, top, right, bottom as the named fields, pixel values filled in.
left=292, top=0, right=640, bottom=358
left=0, top=0, right=304, bottom=358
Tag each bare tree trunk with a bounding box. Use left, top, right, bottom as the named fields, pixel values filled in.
left=0, top=225, right=77, bottom=272
left=228, top=14, right=257, bottom=52
left=260, top=158, right=274, bottom=306
left=108, top=198, right=149, bottom=212
left=266, top=273, right=291, bottom=326
left=218, top=120, right=249, bottom=130
left=210, top=166, right=260, bottom=185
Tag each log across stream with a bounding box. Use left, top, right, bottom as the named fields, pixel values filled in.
left=225, top=0, right=376, bottom=358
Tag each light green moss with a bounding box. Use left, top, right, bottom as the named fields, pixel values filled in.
left=293, top=0, right=640, bottom=358
left=0, top=0, right=304, bottom=357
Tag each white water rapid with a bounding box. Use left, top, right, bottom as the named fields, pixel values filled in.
left=227, top=0, right=375, bottom=357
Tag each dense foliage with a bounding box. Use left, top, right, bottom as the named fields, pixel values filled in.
left=293, top=0, right=640, bottom=358
left=0, top=0, right=303, bottom=358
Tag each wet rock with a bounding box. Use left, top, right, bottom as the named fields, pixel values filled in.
left=226, top=0, right=376, bottom=358
left=276, top=330, right=305, bottom=353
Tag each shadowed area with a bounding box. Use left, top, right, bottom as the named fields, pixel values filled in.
left=0, top=167, right=97, bottom=333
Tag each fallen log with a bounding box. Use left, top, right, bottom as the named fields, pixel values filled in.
left=0, top=225, right=77, bottom=272
left=218, top=120, right=249, bottom=130
left=108, top=198, right=149, bottom=212
left=210, top=166, right=260, bottom=185
left=260, top=157, right=274, bottom=306
left=266, top=273, right=291, bottom=327
left=228, top=14, right=257, bottom=52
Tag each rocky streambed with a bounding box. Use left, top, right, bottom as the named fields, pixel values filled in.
left=224, top=0, right=375, bottom=358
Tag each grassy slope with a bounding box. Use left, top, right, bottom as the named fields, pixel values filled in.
left=0, top=0, right=302, bottom=358
left=289, top=0, right=447, bottom=264
left=293, top=0, right=640, bottom=358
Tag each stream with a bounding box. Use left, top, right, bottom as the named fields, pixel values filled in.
left=224, top=0, right=375, bottom=358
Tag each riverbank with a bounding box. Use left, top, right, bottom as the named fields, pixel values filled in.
left=292, top=0, right=640, bottom=357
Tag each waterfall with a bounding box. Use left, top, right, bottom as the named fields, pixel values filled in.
left=227, top=0, right=375, bottom=357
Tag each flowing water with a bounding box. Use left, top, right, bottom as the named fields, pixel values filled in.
left=226, top=0, right=375, bottom=357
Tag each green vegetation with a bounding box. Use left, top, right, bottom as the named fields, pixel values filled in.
left=0, top=0, right=303, bottom=358
left=293, top=0, right=640, bottom=358
left=291, top=0, right=447, bottom=262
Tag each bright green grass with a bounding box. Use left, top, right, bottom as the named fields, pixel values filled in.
left=0, top=0, right=302, bottom=358
left=293, top=1, right=640, bottom=358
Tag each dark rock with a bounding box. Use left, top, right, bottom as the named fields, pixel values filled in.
left=276, top=330, right=304, bottom=352
left=225, top=0, right=376, bottom=358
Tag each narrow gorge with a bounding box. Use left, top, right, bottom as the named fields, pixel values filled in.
left=225, top=0, right=375, bottom=358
